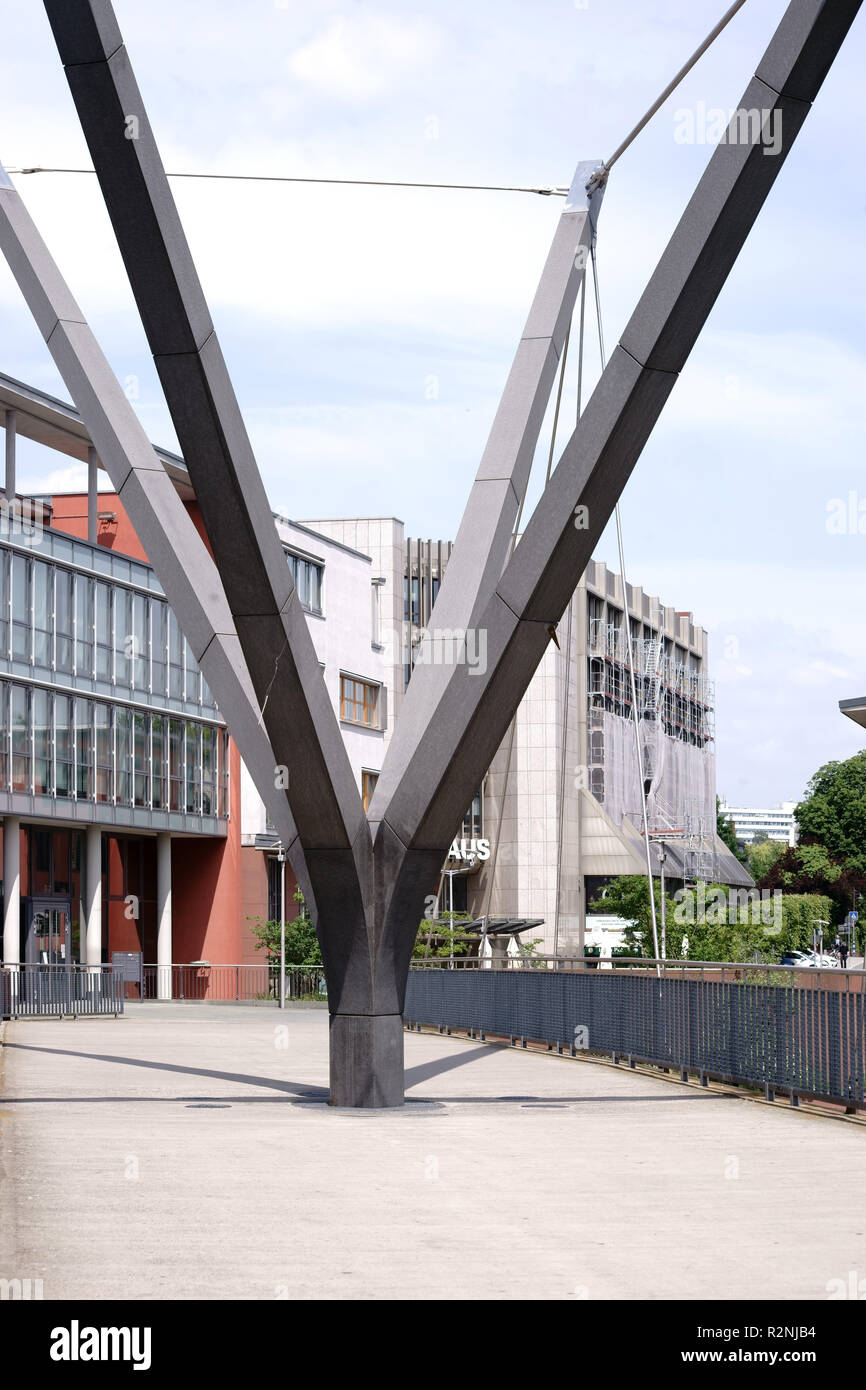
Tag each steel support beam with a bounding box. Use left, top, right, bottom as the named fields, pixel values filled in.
left=0, top=166, right=313, bottom=909
left=369, top=162, right=604, bottom=830
left=43, top=0, right=363, bottom=865
left=377, top=0, right=863, bottom=856
left=23, top=0, right=862, bottom=1106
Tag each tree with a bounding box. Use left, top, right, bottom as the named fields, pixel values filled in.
left=248, top=888, right=322, bottom=966
left=758, top=845, right=866, bottom=934
left=795, top=751, right=866, bottom=874
left=746, top=837, right=786, bottom=882
left=588, top=876, right=680, bottom=958
left=413, top=912, right=480, bottom=960
left=716, top=797, right=748, bottom=864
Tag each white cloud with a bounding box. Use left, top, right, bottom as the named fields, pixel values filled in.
left=790, top=660, right=855, bottom=687
left=287, top=14, right=438, bottom=102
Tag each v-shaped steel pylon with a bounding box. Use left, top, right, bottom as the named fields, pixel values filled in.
left=3, top=0, right=859, bottom=1105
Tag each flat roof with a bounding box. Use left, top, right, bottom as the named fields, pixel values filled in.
left=840, top=697, right=866, bottom=728
left=0, top=371, right=195, bottom=501
left=0, top=371, right=372, bottom=561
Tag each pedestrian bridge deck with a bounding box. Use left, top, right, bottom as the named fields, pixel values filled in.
left=0, top=1004, right=861, bottom=1300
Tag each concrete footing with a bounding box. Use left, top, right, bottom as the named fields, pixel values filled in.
left=329, top=1013, right=404, bottom=1108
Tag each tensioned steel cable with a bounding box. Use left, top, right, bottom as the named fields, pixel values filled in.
left=589, top=243, right=661, bottom=972
left=587, top=0, right=750, bottom=192
left=10, top=1, right=749, bottom=201
left=551, top=279, right=585, bottom=958
left=7, top=166, right=568, bottom=197
left=481, top=297, right=577, bottom=936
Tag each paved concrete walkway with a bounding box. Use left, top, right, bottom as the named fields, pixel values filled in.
left=1, top=1004, right=863, bottom=1300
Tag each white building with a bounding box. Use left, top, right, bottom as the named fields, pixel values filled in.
left=718, top=801, right=798, bottom=846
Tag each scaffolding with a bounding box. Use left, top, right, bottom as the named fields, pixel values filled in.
left=588, top=622, right=714, bottom=747
left=587, top=619, right=717, bottom=880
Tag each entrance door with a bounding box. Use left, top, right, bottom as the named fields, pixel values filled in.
left=25, top=900, right=72, bottom=966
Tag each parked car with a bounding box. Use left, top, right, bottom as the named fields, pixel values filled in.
left=792, top=950, right=837, bottom=968
left=780, top=951, right=809, bottom=966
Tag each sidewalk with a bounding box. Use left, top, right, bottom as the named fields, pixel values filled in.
left=0, top=1003, right=863, bottom=1300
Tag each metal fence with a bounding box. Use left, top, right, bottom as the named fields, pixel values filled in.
left=404, top=960, right=866, bottom=1106
left=139, top=963, right=327, bottom=1003
left=1, top=964, right=124, bottom=1019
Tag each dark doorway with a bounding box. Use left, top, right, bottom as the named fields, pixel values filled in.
left=24, top=899, right=72, bottom=966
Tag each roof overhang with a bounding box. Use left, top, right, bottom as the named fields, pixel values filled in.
left=840, top=697, right=866, bottom=729
left=0, top=371, right=195, bottom=501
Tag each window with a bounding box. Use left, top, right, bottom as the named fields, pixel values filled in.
left=168, top=718, right=183, bottom=812
left=201, top=725, right=216, bottom=815
left=76, top=575, right=93, bottom=676
left=95, top=703, right=113, bottom=802
left=95, top=582, right=112, bottom=681
left=0, top=552, right=7, bottom=655
left=115, top=707, right=131, bottom=804
left=12, top=554, right=30, bottom=661
left=168, top=613, right=183, bottom=699
left=11, top=685, right=28, bottom=791
left=114, top=587, right=131, bottom=687
left=133, top=713, right=149, bottom=807
left=33, top=562, right=51, bottom=667
left=130, top=593, right=147, bottom=690
left=183, top=637, right=199, bottom=705
left=151, top=600, right=167, bottom=697
left=151, top=715, right=165, bottom=809
left=285, top=550, right=324, bottom=616
left=340, top=674, right=379, bottom=728
left=362, top=770, right=378, bottom=812
left=461, top=788, right=483, bottom=842
left=55, top=569, right=74, bottom=673
left=32, top=688, right=50, bottom=794
left=55, top=694, right=72, bottom=799
left=0, top=682, right=6, bottom=786
left=75, top=698, right=92, bottom=800
left=185, top=721, right=201, bottom=813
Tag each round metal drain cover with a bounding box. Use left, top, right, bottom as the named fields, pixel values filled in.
left=292, top=1098, right=445, bottom=1115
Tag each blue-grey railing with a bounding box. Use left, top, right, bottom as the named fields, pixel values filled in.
left=1, top=964, right=124, bottom=1019
left=139, top=963, right=326, bottom=1002
left=404, top=964, right=866, bottom=1106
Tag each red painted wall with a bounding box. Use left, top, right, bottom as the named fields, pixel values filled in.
left=49, top=490, right=246, bottom=967
left=171, top=742, right=243, bottom=964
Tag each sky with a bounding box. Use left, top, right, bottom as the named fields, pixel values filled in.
left=0, top=0, right=864, bottom=809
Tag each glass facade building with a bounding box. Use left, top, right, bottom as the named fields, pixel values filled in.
left=0, top=531, right=229, bottom=834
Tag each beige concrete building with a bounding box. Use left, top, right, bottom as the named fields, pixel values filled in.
left=404, top=539, right=751, bottom=956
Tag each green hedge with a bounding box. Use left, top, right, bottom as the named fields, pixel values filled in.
left=682, top=892, right=833, bottom=963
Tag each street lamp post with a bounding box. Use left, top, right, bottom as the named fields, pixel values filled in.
left=277, top=846, right=286, bottom=1011
left=659, top=847, right=667, bottom=961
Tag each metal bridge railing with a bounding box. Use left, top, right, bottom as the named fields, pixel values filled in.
left=1, top=964, right=124, bottom=1019
left=404, top=959, right=866, bottom=1108
left=139, top=963, right=327, bottom=1003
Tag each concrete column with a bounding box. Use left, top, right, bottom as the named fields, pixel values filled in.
left=3, top=817, right=20, bottom=967
left=156, top=833, right=172, bottom=1000
left=4, top=409, right=15, bottom=499
left=87, top=446, right=99, bottom=545
left=84, top=825, right=103, bottom=967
